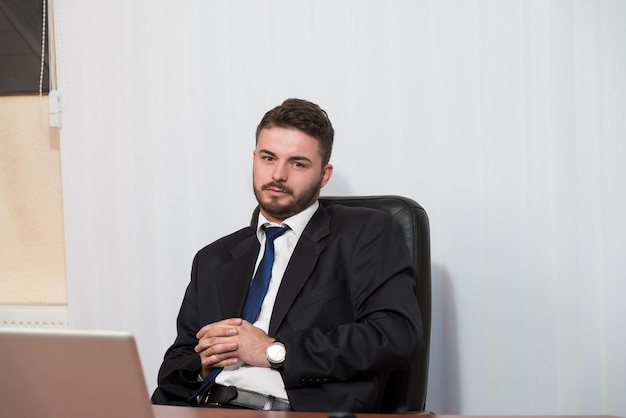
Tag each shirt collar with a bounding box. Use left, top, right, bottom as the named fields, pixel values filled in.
left=256, top=200, right=319, bottom=241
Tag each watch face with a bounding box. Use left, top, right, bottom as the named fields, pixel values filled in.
left=267, top=342, right=286, bottom=362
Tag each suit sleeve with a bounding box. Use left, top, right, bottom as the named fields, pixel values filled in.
left=152, top=253, right=204, bottom=404
left=277, top=209, right=423, bottom=389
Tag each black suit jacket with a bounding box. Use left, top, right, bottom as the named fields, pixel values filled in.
left=152, top=203, right=423, bottom=412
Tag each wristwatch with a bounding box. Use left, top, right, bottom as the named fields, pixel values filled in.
left=266, top=340, right=286, bottom=369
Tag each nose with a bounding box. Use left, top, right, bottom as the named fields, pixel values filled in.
left=272, top=162, right=288, bottom=182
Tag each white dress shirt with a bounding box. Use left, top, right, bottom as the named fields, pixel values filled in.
left=215, top=201, right=319, bottom=399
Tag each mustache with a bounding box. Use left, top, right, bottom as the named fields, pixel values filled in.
left=261, top=182, right=293, bottom=195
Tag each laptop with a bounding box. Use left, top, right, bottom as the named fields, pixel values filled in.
left=0, top=328, right=155, bottom=418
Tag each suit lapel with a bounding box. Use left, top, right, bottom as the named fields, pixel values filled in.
left=269, top=206, right=330, bottom=335
left=214, top=231, right=259, bottom=319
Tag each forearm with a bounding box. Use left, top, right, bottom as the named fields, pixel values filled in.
left=279, top=304, right=421, bottom=388
left=158, top=339, right=203, bottom=386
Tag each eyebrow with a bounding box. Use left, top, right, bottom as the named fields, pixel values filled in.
left=258, top=149, right=313, bottom=164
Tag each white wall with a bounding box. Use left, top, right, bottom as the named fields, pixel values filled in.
left=53, top=0, right=626, bottom=415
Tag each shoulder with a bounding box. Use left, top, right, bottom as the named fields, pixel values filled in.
left=314, top=203, right=410, bottom=261
left=321, top=203, right=396, bottom=235
left=194, top=226, right=256, bottom=259
left=324, top=203, right=392, bottom=223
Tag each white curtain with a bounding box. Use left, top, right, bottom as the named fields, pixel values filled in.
left=53, top=0, right=626, bottom=414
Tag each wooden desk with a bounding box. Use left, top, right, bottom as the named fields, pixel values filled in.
left=153, top=405, right=622, bottom=418
left=154, top=405, right=339, bottom=418
left=153, top=405, right=350, bottom=418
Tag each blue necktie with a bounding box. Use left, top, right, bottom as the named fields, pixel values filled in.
left=192, top=225, right=289, bottom=402
left=241, top=225, right=289, bottom=322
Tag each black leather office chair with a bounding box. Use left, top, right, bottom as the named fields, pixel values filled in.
left=252, top=195, right=431, bottom=412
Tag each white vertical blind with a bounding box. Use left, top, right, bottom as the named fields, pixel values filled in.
left=53, top=0, right=626, bottom=414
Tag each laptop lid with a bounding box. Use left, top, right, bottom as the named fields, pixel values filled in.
left=0, top=328, right=154, bottom=418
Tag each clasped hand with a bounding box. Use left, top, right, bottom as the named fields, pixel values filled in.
left=194, top=318, right=274, bottom=379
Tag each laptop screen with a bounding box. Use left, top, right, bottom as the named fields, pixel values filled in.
left=0, top=328, right=154, bottom=418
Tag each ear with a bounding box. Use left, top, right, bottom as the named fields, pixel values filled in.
left=320, top=164, right=333, bottom=188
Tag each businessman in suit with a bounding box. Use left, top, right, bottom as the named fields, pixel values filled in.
left=152, top=98, right=422, bottom=412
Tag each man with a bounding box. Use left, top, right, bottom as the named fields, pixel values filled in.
left=152, top=98, right=422, bottom=412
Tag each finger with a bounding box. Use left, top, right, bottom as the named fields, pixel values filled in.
left=194, top=334, right=234, bottom=353
left=195, top=332, right=239, bottom=353
left=196, top=318, right=243, bottom=339
left=198, top=341, right=239, bottom=367
left=212, top=357, right=241, bottom=368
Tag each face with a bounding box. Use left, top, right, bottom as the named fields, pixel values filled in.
left=253, top=127, right=333, bottom=223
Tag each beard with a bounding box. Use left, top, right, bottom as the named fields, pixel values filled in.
left=253, top=179, right=322, bottom=221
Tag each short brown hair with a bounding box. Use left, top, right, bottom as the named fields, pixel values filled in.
left=256, top=98, right=334, bottom=166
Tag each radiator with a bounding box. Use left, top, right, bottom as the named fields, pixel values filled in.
left=0, top=304, right=68, bottom=328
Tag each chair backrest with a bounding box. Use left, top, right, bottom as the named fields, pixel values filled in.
left=252, top=195, right=431, bottom=412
